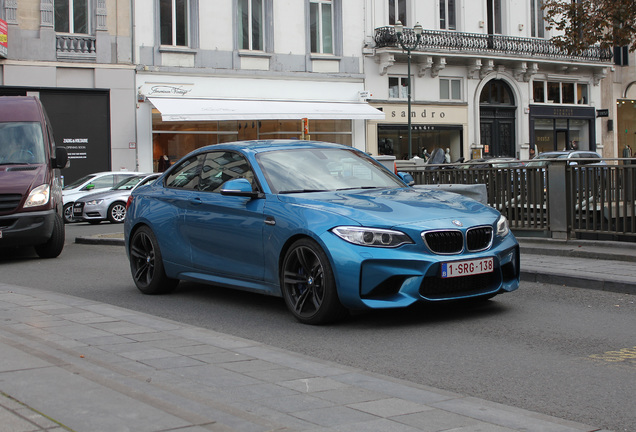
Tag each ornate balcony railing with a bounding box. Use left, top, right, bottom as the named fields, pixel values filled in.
left=56, top=34, right=96, bottom=61
left=374, top=27, right=612, bottom=63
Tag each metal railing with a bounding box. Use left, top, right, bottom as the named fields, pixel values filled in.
left=374, top=27, right=613, bottom=62
left=396, top=159, right=636, bottom=241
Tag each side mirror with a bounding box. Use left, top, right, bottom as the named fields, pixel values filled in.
left=221, top=178, right=260, bottom=198
left=54, top=147, right=68, bottom=169
left=397, top=172, right=415, bottom=186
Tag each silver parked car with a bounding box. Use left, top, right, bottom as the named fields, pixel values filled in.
left=72, top=173, right=160, bottom=224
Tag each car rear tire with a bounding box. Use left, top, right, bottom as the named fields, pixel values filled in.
left=281, top=238, right=347, bottom=325
left=34, top=214, right=65, bottom=258
left=108, top=201, right=127, bottom=223
left=63, top=203, right=74, bottom=223
left=129, top=226, right=178, bottom=294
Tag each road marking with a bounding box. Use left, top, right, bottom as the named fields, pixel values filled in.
left=589, top=346, right=636, bottom=364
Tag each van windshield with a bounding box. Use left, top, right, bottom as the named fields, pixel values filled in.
left=0, top=122, right=46, bottom=165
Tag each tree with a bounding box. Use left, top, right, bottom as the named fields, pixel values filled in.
left=542, top=0, right=636, bottom=54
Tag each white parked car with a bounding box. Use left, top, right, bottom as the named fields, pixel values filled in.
left=62, top=171, right=139, bottom=223
left=72, top=173, right=160, bottom=224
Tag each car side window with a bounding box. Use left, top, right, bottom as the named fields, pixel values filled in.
left=165, top=154, right=206, bottom=190
left=198, top=151, right=255, bottom=193
left=86, top=175, right=115, bottom=190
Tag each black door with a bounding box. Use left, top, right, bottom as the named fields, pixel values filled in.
left=480, top=80, right=516, bottom=158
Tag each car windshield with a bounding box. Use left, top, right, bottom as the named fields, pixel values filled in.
left=0, top=122, right=46, bottom=165
left=113, top=176, right=145, bottom=190
left=63, top=174, right=97, bottom=189
left=257, top=148, right=405, bottom=194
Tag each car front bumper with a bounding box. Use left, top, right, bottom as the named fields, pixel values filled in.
left=321, top=232, right=520, bottom=310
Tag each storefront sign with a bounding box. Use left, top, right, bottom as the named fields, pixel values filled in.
left=0, top=19, right=7, bottom=59
left=389, top=108, right=447, bottom=119
left=596, top=109, right=609, bottom=117
left=63, top=138, right=88, bottom=160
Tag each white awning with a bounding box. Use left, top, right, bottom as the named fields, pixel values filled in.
left=149, top=97, right=385, bottom=121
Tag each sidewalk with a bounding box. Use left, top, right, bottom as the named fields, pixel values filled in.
left=1, top=233, right=631, bottom=432
left=0, top=284, right=607, bottom=432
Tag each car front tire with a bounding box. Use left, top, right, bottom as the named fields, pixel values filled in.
left=129, top=226, right=178, bottom=294
left=281, top=238, right=347, bottom=325
left=108, top=201, right=127, bottom=223
left=63, top=203, right=74, bottom=223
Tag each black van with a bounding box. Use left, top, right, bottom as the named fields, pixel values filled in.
left=0, top=96, right=68, bottom=258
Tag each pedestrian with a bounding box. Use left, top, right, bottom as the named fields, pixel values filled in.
left=444, top=148, right=451, bottom=163
left=529, top=147, right=536, bottom=159
left=158, top=154, right=171, bottom=172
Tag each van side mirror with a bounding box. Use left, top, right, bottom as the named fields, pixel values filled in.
left=397, top=172, right=415, bottom=186
left=54, top=147, right=68, bottom=169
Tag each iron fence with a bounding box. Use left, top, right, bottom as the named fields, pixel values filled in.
left=396, top=159, right=636, bottom=241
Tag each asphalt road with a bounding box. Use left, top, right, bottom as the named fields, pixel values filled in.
left=1, top=222, right=635, bottom=432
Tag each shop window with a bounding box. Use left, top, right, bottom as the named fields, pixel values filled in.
left=55, top=0, right=89, bottom=34
left=577, top=84, right=588, bottom=104
left=533, top=80, right=544, bottom=103
left=530, top=0, right=544, bottom=38
left=440, top=0, right=457, bottom=30
left=310, top=0, right=333, bottom=54
left=389, top=76, right=408, bottom=99
left=536, top=81, right=587, bottom=105
left=440, top=78, right=461, bottom=100
left=238, top=0, right=264, bottom=51
left=389, top=0, right=406, bottom=25
left=160, top=0, right=189, bottom=47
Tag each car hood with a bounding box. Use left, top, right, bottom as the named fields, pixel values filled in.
left=0, top=164, right=46, bottom=196
left=277, top=187, right=499, bottom=229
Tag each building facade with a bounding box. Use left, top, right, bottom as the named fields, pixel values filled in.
left=363, top=0, right=612, bottom=163
left=133, top=0, right=383, bottom=173
left=606, top=47, right=636, bottom=162
left=0, top=0, right=137, bottom=183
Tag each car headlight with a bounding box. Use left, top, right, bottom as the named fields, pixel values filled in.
left=496, top=215, right=510, bottom=237
left=85, top=199, right=103, bottom=206
left=332, top=226, right=413, bottom=248
left=24, top=184, right=50, bottom=208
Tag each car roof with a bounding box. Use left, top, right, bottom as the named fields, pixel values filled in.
left=536, top=151, right=600, bottom=159
left=193, top=139, right=352, bottom=155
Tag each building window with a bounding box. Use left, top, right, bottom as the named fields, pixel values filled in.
left=440, top=78, right=461, bottom=100
left=530, top=0, right=544, bottom=38
left=533, top=81, right=588, bottom=104
left=238, top=0, right=264, bottom=50
left=389, top=0, right=406, bottom=25
left=160, top=0, right=189, bottom=46
left=487, top=0, right=502, bottom=35
left=55, top=0, right=89, bottom=34
left=310, top=0, right=333, bottom=54
left=614, top=46, right=629, bottom=66
left=389, top=77, right=409, bottom=99
left=440, top=0, right=457, bottom=30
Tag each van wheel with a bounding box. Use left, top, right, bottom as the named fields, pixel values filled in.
left=35, top=214, right=65, bottom=258
left=108, top=202, right=127, bottom=223
left=63, top=203, right=74, bottom=223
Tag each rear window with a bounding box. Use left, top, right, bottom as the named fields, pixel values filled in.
left=0, top=122, right=46, bottom=165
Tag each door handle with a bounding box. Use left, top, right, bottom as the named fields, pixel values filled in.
left=190, top=197, right=202, bottom=205
left=265, top=216, right=276, bottom=226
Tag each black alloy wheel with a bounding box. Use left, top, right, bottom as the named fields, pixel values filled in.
left=281, top=238, right=347, bottom=325
left=129, top=226, right=178, bottom=294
